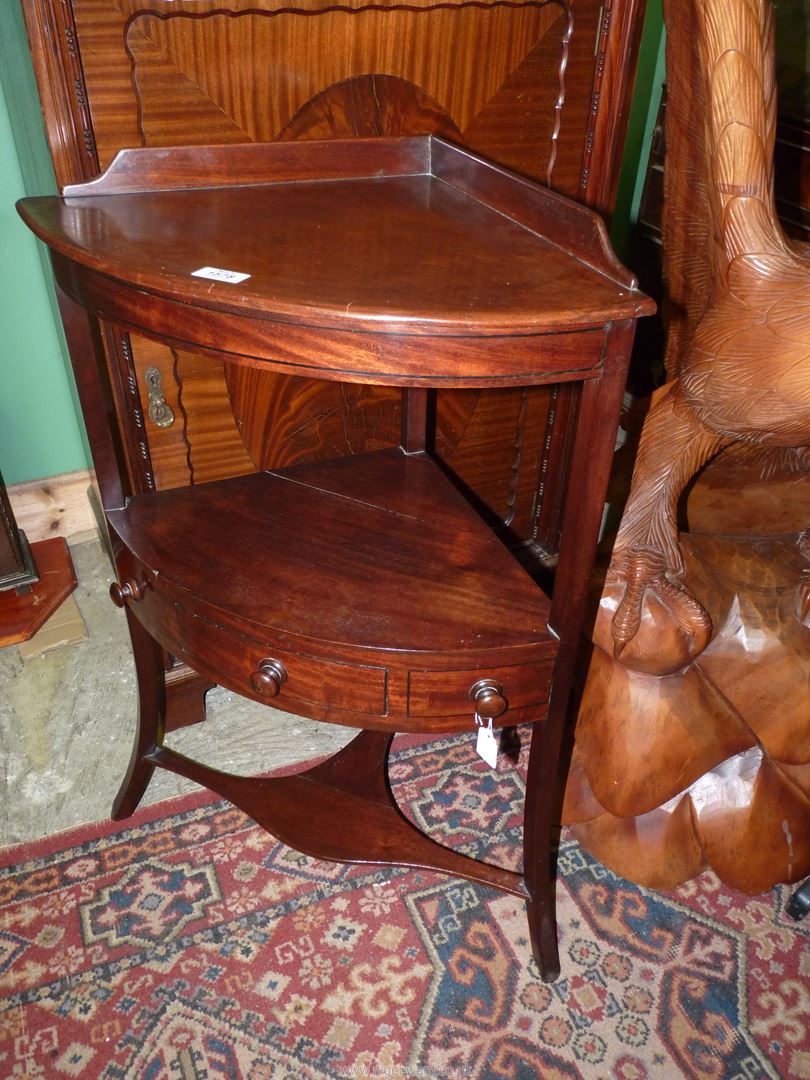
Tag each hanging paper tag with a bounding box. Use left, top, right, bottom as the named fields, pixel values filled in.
left=476, top=719, right=498, bottom=769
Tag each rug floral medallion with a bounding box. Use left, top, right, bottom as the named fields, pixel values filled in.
left=1, top=731, right=808, bottom=1079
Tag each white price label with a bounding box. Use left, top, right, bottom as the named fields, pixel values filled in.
left=475, top=721, right=498, bottom=769
left=191, top=266, right=251, bottom=284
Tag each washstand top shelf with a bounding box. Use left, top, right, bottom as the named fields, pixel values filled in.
left=18, top=135, right=653, bottom=387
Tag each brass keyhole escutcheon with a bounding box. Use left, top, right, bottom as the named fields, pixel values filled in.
left=144, top=367, right=175, bottom=428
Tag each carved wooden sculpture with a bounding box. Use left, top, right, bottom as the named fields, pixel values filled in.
left=611, top=0, right=810, bottom=665
left=565, top=0, right=810, bottom=893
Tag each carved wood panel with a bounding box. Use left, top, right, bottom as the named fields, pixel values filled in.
left=24, top=0, right=646, bottom=543
left=125, top=5, right=569, bottom=177
left=71, top=0, right=590, bottom=190
left=127, top=334, right=256, bottom=488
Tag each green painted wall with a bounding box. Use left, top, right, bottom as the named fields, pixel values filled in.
left=611, top=0, right=665, bottom=260
left=0, top=3, right=89, bottom=486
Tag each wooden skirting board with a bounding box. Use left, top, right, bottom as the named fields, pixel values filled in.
left=8, top=469, right=97, bottom=544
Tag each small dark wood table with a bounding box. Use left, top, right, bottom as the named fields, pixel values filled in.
left=18, top=135, right=653, bottom=981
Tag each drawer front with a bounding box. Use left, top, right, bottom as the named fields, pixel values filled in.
left=175, top=606, right=388, bottom=717
left=407, top=658, right=554, bottom=719
left=111, top=546, right=183, bottom=650
left=112, top=545, right=551, bottom=728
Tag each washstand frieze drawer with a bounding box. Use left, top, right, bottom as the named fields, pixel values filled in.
left=407, top=655, right=556, bottom=722
left=113, top=542, right=557, bottom=731
left=172, top=604, right=389, bottom=720
left=112, top=541, right=390, bottom=720
left=110, top=547, right=184, bottom=650
left=170, top=604, right=556, bottom=730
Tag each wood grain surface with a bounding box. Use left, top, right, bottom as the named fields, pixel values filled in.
left=23, top=0, right=646, bottom=566
left=23, top=139, right=648, bottom=338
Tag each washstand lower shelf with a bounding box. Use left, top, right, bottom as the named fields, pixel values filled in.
left=108, top=446, right=559, bottom=732
left=107, top=446, right=558, bottom=911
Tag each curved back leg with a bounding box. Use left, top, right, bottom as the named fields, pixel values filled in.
left=112, top=609, right=166, bottom=818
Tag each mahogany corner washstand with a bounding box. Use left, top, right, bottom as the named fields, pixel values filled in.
left=18, top=135, right=653, bottom=980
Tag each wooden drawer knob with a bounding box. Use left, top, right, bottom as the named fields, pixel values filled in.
left=469, top=678, right=508, bottom=719
left=110, top=579, right=146, bottom=607
left=250, top=658, right=288, bottom=697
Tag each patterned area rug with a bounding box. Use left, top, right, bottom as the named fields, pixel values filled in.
left=1, top=729, right=808, bottom=1080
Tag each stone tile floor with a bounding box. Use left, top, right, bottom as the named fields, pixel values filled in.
left=0, top=537, right=352, bottom=847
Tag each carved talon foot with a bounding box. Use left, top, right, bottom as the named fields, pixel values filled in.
left=607, top=547, right=713, bottom=674
left=611, top=549, right=666, bottom=657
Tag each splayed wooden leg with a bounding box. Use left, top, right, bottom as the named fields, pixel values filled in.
left=523, top=710, right=566, bottom=981
left=112, top=611, right=166, bottom=819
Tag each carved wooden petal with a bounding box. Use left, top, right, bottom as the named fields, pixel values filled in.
left=695, top=591, right=810, bottom=765
left=691, top=748, right=810, bottom=893
left=571, top=794, right=706, bottom=894
left=562, top=741, right=609, bottom=825
left=570, top=749, right=810, bottom=895
left=566, top=748, right=810, bottom=895
left=575, top=642, right=755, bottom=819
left=776, top=759, right=810, bottom=802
